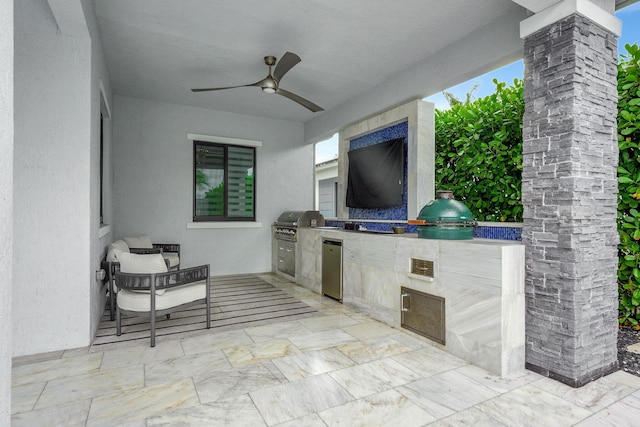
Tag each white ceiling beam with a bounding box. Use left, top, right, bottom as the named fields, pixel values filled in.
left=520, top=0, right=621, bottom=38
left=47, top=0, right=89, bottom=38
left=512, top=0, right=619, bottom=13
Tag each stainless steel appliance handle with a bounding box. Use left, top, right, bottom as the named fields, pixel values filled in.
left=401, top=293, right=410, bottom=312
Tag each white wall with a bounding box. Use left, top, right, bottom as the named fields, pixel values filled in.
left=0, top=0, right=13, bottom=420
left=113, top=96, right=312, bottom=275
left=82, top=0, right=114, bottom=339
left=13, top=0, right=96, bottom=356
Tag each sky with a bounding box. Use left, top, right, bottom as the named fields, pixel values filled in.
left=315, top=3, right=640, bottom=164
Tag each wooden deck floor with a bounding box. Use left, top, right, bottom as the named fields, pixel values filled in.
left=91, top=274, right=320, bottom=351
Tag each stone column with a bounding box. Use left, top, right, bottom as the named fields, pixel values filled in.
left=521, top=1, right=620, bottom=387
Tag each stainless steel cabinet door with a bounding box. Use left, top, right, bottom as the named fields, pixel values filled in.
left=277, top=240, right=295, bottom=277
left=322, top=239, right=342, bottom=301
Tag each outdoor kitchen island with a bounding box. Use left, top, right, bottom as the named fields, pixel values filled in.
left=292, top=227, right=525, bottom=377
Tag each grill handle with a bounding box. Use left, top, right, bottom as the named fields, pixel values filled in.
left=401, top=293, right=410, bottom=312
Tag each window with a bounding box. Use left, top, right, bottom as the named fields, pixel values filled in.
left=99, top=82, right=111, bottom=229
left=194, top=140, right=256, bottom=221
left=100, top=112, right=104, bottom=225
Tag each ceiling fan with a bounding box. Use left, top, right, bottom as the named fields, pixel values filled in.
left=191, top=52, right=324, bottom=112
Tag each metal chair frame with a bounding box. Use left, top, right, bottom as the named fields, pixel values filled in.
left=114, top=264, right=210, bottom=347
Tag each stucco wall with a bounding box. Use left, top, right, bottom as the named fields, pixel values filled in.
left=13, top=0, right=92, bottom=356
left=0, top=0, right=13, bottom=420
left=83, top=0, right=114, bottom=343
left=112, top=95, right=312, bottom=275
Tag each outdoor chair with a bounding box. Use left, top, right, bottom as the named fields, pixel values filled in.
left=123, top=235, right=181, bottom=270
left=114, top=252, right=210, bottom=347
left=101, top=236, right=181, bottom=320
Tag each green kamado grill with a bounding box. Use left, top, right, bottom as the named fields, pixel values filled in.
left=416, top=190, right=477, bottom=240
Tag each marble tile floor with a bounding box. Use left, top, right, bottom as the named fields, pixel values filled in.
left=11, top=273, right=640, bottom=426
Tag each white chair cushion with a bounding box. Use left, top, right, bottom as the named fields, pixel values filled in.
left=118, top=252, right=168, bottom=274
left=117, top=281, right=207, bottom=312
left=124, top=235, right=153, bottom=249
left=163, top=253, right=180, bottom=268
left=106, top=239, right=130, bottom=262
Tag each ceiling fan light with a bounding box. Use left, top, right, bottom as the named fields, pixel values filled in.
left=262, top=87, right=276, bottom=94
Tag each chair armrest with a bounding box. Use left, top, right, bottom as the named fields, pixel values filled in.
left=153, top=243, right=180, bottom=258
left=115, top=264, right=209, bottom=292
left=130, top=247, right=163, bottom=255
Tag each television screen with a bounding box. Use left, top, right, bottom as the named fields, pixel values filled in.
left=346, top=137, right=404, bottom=208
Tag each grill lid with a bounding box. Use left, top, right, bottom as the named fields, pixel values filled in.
left=276, top=211, right=306, bottom=225
left=417, top=190, right=475, bottom=226
left=275, top=210, right=325, bottom=227
left=414, top=191, right=476, bottom=240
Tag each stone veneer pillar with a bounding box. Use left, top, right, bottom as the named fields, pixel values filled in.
left=521, top=6, right=620, bottom=387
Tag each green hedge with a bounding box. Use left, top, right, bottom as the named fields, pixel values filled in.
left=434, top=78, right=524, bottom=222
left=432, top=44, right=640, bottom=325
left=617, top=43, right=640, bottom=326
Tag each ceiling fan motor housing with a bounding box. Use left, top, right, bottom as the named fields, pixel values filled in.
left=261, top=56, right=278, bottom=92
left=261, top=78, right=277, bottom=93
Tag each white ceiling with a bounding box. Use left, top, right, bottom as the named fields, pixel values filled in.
left=92, top=0, right=528, bottom=123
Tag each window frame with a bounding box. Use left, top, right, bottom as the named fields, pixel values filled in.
left=98, top=81, right=111, bottom=231
left=100, top=112, right=104, bottom=225
left=193, top=139, right=256, bottom=222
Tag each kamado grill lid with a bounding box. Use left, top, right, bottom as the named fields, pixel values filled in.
left=417, top=190, right=475, bottom=225
left=412, top=191, right=476, bottom=240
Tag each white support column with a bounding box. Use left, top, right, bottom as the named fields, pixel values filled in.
left=519, top=0, right=621, bottom=37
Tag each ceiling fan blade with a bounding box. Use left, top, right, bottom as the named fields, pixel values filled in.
left=191, top=81, right=260, bottom=92
left=276, top=88, right=324, bottom=112
left=273, top=52, right=301, bottom=83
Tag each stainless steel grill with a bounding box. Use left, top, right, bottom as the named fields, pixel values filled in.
left=274, top=226, right=297, bottom=241
left=273, top=211, right=325, bottom=277
left=273, top=210, right=325, bottom=242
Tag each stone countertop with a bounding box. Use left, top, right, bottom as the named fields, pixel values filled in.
left=306, top=227, right=524, bottom=246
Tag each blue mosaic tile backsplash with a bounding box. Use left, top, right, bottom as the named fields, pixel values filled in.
left=325, top=220, right=522, bottom=241
left=474, top=225, right=522, bottom=240
left=349, top=121, right=408, bottom=221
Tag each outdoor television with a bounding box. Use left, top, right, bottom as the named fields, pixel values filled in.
left=346, top=137, right=404, bottom=208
